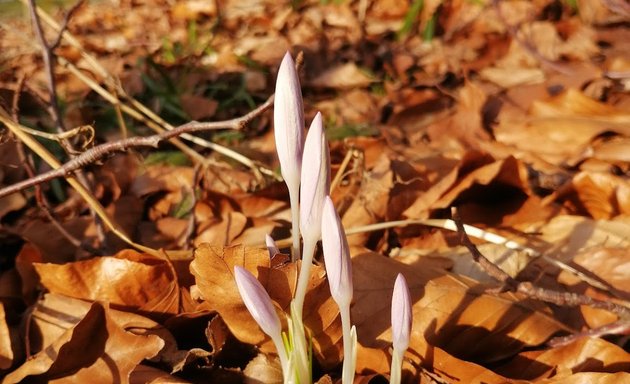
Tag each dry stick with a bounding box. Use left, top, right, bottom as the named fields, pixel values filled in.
left=451, top=207, right=630, bottom=319
left=26, top=0, right=110, bottom=247
left=23, top=0, right=275, bottom=180
left=10, top=76, right=84, bottom=250
left=0, top=104, right=159, bottom=256
left=0, top=95, right=274, bottom=199
left=492, top=0, right=572, bottom=75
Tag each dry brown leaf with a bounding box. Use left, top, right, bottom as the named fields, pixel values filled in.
left=341, top=154, right=393, bottom=246
left=194, top=211, right=248, bottom=246
left=0, top=193, right=26, bottom=220
left=33, top=250, right=179, bottom=315
left=548, top=172, right=630, bottom=219
left=180, top=94, right=218, bottom=120
left=496, top=89, right=630, bottom=164
left=351, top=250, right=570, bottom=367
left=310, top=63, right=374, bottom=89
left=404, top=152, right=534, bottom=224
left=0, top=302, right=13, bottom=370
left=130, top=364, right=192, bottom=384
left=560, top=248, right=630, bottom=294
left=3, top=301, right=163, bottom=384
left=518, top=215, right=630, bottom=262
left=496, top=337, right=630, bottom=381
left=131, top=166, right=195, bottom=219
left=27, top=293, right=184, bottom=373
left=190, top=244, right=342, bottom=368
left=539, top=372, right=630, bottom=383
left=242, top=353, right=283, bottom=384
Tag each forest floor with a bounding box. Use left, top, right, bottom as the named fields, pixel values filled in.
left=1, top=0, right=630, bottom=383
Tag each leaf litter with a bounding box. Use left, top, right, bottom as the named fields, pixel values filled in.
left=1, top=0, right=630, bottom=382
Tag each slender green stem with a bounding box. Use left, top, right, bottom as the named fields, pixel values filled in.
left=289, top=301, right=311, bottom=384
left=270, top=333, right=290, bottom=382
left=294, top=236, right=316, bottom=317
left=390, top=348, right=403, bottom=384
left=288, top=185, right=301, bottom=262
left=340, top=305, right=355, bottom=384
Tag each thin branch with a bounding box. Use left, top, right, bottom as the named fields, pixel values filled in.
left=0, top=95, right=274, bottom=199
left=28, top=0, right=65, bottom=133
left=27, top=0, right=106, bottom=247
left=12, top=76, right=87, bottom=252
left=493, top=0, right=572, bottom=75
left=451, top=207, right=630, bottom=319
left=49, top=0, right=85, bottom=50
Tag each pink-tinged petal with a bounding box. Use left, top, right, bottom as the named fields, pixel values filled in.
left=265, top=234, right=280, bottom=258
left=234, top=266, right=281, bottom=339
left=300, top=112, right=330, bottom=242
left=321, top=196, right=353, bottom=308
left=391, top=273, right=412, bottom=353
left=274, top=52, right=305, bottom=190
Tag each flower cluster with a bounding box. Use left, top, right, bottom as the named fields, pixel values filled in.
left=233, top=52, right=413, bottom=384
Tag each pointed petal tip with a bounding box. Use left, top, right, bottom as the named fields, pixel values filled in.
left=391, top=273, right=412, bottom=353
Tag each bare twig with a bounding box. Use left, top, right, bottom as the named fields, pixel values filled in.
left=493, top=0, right=572, bottom=75
left=10, top=36, right=87, bottom=253
left=0, top=95, right=274, bottom=199
left=28, top=0, right=65, bottom=133
left=548, top=320, right=630, bottom=347
left=451, top=207, right=630, bottom=319
left=27, top=0, right=106, bottom=247
left=49, top=0, right=84, bottom=50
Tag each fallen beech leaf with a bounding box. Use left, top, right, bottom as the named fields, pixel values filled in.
left=538, top=372, right=630, bottom=383
left=180, top=94, right=218, bottom=120
left=548, top=172, right=630, bottom=219
left=496, top=89, right=630, bottom=164
left=130, top=364, right=192, bottom=384
left=496, top=337, right=630, bottom=381
left=351, top=251, right=570, bottom=366
left=194, top=211, right=248, bottom=246
left=3, top=302, right=163, bottom=384
left=342, top=154, right=393, bottom=246
left=0, top=193, right=26, bottom=220
left=33, top=250, right=179, bottom=315
left=242, top=353, right=283, bottom=383
left=522, top=215, right=630, bottom=261
left=560, top=247, right=630, bottom=294
left=310, top=63, right=374, bottom=89
left=0, top=302, right=13, bottom=369
left=403, top=152, right=532, bottom=223
left=190, top=244, right=342, bottom=368
left=27, top=294, right=183, bottom=372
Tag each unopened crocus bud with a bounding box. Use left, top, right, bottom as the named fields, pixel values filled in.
left=321, top=196, right=353, bottom=308
left=265, top=234, right=280, bottom=258
left=391, top=273, right=412, bottom=353
left=274, top=52, right=305, bottom=261
left=234, top=266, right=281, bottom=339
left=274, top=52, right=305, bottom=193
left=300, top=112, right=330, bottom=243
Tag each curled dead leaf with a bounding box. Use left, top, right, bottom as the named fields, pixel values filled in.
left=33, top=250, right=179, bottom=316
left=190, top=244, right=342, bottom=369
left=3, top=301, right=163, bottom=384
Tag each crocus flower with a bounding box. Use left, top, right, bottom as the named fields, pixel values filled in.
left=294, top=112, right=331, bottom=316
left=274, top=52, right=304, bottom=193
left=234, top=266, right=288, bottom=377
left=321, top=196, right=353, bottom=308
left=274, top=51, right=305, bottom=261
left=390, top=273, right=412, bottom=384
left=234, top=266, right=282, bottom=339
left=299, top=112, right=330, bottom=243
left=265, top=234, right=280, bottom=258
left=321, top=196, right=355, bottom=384
left=391, top=273, right=412, bottom=353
